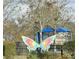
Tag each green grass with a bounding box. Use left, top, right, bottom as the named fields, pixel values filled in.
left=4, top=52, right=73, bottom=59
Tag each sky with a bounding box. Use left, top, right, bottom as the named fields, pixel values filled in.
left=67, top=0, right=75, bottom=23
left=69, top=0, right=75, bottom=10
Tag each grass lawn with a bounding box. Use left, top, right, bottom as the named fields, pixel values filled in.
left=4, top=51, right=73, bottom=59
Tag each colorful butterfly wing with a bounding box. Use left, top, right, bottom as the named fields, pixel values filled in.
left=40, top=35, right=56, bottom=51
left=22, top=36, right=39, bottom=51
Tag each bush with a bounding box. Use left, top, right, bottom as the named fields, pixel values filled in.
left=4, top=41, right=16, bottom=59
left=63, top=40, right=75, bottom=59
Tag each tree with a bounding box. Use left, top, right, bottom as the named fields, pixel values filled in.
left=3, top=0, right=74, bottom=41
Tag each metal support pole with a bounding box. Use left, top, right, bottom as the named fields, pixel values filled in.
left=61, top=45, right=63, bottom=58
left=70, top=32, right=72, bottom=41
left=40, top=21, right=43, bottom=43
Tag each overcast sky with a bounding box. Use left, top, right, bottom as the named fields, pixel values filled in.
left=69, top=0, right=75, bottom=10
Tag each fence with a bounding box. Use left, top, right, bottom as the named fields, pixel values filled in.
left=16, top=42, right=28, bottom=55
left=16, top=42, right=63, bottom=55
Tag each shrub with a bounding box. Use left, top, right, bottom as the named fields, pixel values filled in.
left=4, top=41, right=16, bottom=59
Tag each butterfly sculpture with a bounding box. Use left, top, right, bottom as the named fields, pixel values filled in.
left=22, top=35, right=57, bottom=52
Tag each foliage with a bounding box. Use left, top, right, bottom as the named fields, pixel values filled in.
left=63, top=40, right=75, bottom=52
left=63, top=40, right=75, bottom=59
left=3, top=0, right=75, bottom=41
left=4, top=41, right=16, bottom=59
